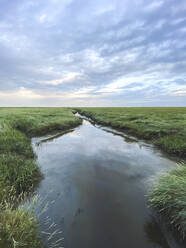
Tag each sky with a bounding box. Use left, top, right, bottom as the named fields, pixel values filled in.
left=0, top=0, right=186, bottom=107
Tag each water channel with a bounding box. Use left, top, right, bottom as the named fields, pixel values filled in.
left=31, top=114, right=183, bottom=248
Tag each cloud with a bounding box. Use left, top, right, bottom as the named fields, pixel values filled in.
left=0, top=0, right=186, bottom=106
left=173, top=90, right=186, bottom=96
left=144, top=1, right=163, bottom=12
left=41, top=72, right=85, bottom=85
left=0, top=87, right=44, bottom=99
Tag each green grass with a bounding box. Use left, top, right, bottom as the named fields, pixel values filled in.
left=0, top=206, right=41, bottom=248
left=0, top=154, right=40, bottom=194
left=0, top=124, right=35, bottom=159
left=149, top=164, right=186, bottom=239
left=2, top=107, right=82, bottom=136
left=0, top=107, right=82, bottom=247
left=77, top=107, right=186, bottom=157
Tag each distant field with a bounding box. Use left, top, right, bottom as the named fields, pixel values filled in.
left=77, top=107, right=186, bottom=157
left=0, top=107, right=82, bottom=248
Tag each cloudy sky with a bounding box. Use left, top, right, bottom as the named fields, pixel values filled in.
left=0, top=0, right=186, bottom=106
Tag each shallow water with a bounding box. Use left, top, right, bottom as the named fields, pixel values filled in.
left=32, top=116, right=182, bottom=248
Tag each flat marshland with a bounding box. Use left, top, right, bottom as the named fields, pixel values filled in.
left=0, top=107, right=186, bottom=247
left=0, top=107, right=82, bottom=248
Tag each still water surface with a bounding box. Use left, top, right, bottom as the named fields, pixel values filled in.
left=31, top=115, right=182, bottom=248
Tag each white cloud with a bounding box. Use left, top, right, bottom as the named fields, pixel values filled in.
left=144, top=1, right=163, bottom=12
left=94, top=5, right=115, bottom=16
left=41, top=72, right=84, bottom=85
left=39, top=14, right=47, bottom=23
left=74, top=86, right=96, bottom=95
left=0, top=86, right=96, bottom=101
left=96, top=75, right=149, bottom=94
left=171, top=17, right=186, bottom=25
left=172, top=90, right=186, bottom=96
left=0, top=87, right=44, bottom=99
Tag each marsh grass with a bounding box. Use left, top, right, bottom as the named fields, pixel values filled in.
left=0, top=154, right=41, bottom=194
left=0, top=107, right=81, bottom=247
left=0, top=108, right=81, bottom=198
left=149, top=164, right=186, bottom=240
left=0, top=206, right=41, bottom=248
left=77, top=107, right=186, bottom=157
left=5, top=108, right=82, bottom=137
left=156, top=135, right=186, bottom=157
left=0, top=124, right=35, bottom=158
left=0, top=193, right=64, bottom=248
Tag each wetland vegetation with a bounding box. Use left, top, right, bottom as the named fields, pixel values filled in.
left=149, top=163, right=186, bottom=240
left=0, top=107, right=82, bottom=248
left=0, top=107, right=186, bottom=247
left=77, top=107, right=186, bottom=157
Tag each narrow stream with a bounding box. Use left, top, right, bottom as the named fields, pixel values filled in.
left=31, top=115, right=182, bottom=248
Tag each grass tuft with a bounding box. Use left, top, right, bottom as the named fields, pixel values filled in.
left=149, top=164, right=186, bottom=239
left=0, top=206, right=41, bottom=248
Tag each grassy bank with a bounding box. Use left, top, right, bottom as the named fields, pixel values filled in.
left=0, top=107, right=82, bottom=247
left=77, top=107, right=186, bottom=240
left=77, top=107, right=186, bottom=157
left=149, top=164, right=186, bottom=240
